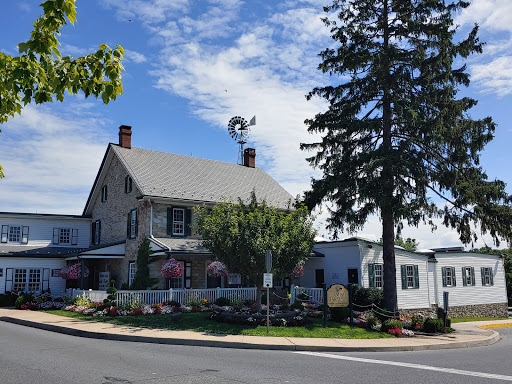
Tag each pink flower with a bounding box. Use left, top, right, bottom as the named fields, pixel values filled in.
left=290, top=264, right=304, bottom=278
left=61, top=263, right=89, bottom=280
left=206, top=261, right=229, bottom=278
left=161, top=259, right=184, bottom=278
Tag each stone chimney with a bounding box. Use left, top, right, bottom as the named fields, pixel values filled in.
left=243, top=148, right=256, bottom=168
left=119, top=125, right=132, bottom=148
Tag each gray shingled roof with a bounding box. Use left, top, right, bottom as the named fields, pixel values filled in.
left=112, top=145, right=294, bottom=209
left=0, top=245, right=88, bottom=258
left=154, top=237, right=210, bottom=254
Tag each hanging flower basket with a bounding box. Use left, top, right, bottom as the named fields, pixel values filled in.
left=206, top=261, right=229, bottom=278
left=161, top=259, right=184, bottom=278
left=61, top=263, right=89, bottom=280
left=290, top=264, right=304, bottom=278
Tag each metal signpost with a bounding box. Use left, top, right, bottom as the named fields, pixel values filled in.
left=264, top=250, right=272, bottom=333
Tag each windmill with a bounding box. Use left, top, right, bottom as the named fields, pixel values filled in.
left=228, top=115, right=256, bottom=165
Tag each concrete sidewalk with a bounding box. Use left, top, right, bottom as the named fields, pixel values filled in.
left=0, top=308, right=508, bottom=352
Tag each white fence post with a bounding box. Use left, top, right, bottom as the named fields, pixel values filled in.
left=290, top=285, right=296, bottom=304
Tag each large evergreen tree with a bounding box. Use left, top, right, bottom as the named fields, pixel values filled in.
left=302, top=0, right=512, bottom=311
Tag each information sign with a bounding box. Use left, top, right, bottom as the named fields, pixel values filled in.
left=263, top=273, right=273, bottom=288
left=99, top=272, right=110, bottom=290
left=327, top=284, right=349, bottom=307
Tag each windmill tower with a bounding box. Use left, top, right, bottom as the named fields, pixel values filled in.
left=227, top=115, right=256, bottom=165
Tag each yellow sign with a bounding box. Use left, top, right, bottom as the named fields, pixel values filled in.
left=327, top=284, right=349, bottom=307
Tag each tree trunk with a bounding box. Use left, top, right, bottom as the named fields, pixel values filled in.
left=381, top=0, right=398, bottom=313
left=255, top=285, right=262, bottom=313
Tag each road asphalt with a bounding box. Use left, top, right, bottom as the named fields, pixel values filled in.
left=0, top=307, right=510, bottom=352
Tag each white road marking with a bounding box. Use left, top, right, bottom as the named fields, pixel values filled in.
left=295, top=351, right=512, bottom=382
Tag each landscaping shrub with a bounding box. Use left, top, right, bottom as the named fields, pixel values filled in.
left=423, top=317, right=444, bottom=333
left=411, top=316, right=424, bottom=331
left=280, top=303, right=290, bottom=311
left=168, top=300, right=181, bottom=307
left=214, top=297, right=230, bottom=306
left=381, top=319, right=403, bottom=333
left=330, top=307, right=350, bottom=323
left=353, top=286, right=383, bottom=307
left=15, top=293, right=34, bottom=309
left=365, top=316, right=379, bottom=329
left=290, top=300, right=303, bottom=311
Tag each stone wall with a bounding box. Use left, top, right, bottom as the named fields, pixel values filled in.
left=447, top=302, right=509, bottom=318
left=150, top=255, right=212, bottom=289
left=399, top=307, right=437, bottom=318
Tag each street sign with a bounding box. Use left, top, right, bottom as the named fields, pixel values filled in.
left=263, top=273, right=273, bottom=288
left=327, top=284, right=349, bottom=307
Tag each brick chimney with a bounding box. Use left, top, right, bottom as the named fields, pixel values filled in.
left=243, top=148, right=256, bottom=168
left=119, top=125, right=132, bottom=148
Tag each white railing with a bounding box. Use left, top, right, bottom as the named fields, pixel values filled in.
left=66, top=287, right=257, bottom=306
left=290, top=285, right=323, bottom=304
left=65, top=289, right=109, bottom=303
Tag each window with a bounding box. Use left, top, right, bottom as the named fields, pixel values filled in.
left=442, top=266, right=456, bottom=287
left=9, top=268, right=49, bottom=293
left=128, top=262, right=137, bottom=287
left=125, top=176, right=132, bottom=194
left=368, top=263, right=383, bottom=288
left=101, top=185, right=108, bottom=202
left=127, top=209, right=138, bottom=239
left=173, top=208, right=185, bottom=236
left=1, top=225, right=29, bottom=244
left=481, top=267, right=494, bottom=286
left=167, top=261, right=191, bottom=289
left=401, top=264, right=419, bottom=289
left=53, top=228, right=78, bottom=245
left=91, top=220, right=101, bottom=245
left=462, top=267, right=475, bottom=286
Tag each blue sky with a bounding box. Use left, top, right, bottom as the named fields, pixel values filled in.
left=1, top=0, right=511, bottom=249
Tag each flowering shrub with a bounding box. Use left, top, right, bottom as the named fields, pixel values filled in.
left=402, top=329, right=415, bottom=337
left=387, top=327, right=402, bottom=337
left=161, top=259, right=184, bottom=278
left=290, top=264, right=304, bottom=278
left=60, top=263, right=90, bottom=280
left=206, top=261, right=229, bottom=278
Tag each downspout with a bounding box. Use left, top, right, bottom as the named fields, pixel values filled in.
left=149, top=198, right=153, bottom=237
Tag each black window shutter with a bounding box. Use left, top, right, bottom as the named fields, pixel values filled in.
left=5, top=268, right=13, bottom=292
left=53, top=228, right=59, bottom=244
left=400, top=265, right=407, bottom=289
left=91, top=222, right=96, bottom=245
left=185, top=262, right=191, bottom=288
left=462, top=267, right=467, bottom=286
left=135, top=209, right=138, bottom=237
left=1, top=225, right=8, bottom=243
left=452, top=267, right=456, bottom=287
left=471, top=267, right=475, bottom=286
left=98, top=220, right=101, bottom=243
left=413, top=265, right=419, bottom=289
left=185, top=208, right=192, bottom=236
left=42, top=268, right=50, bottom=291
left=71, top=229, right=78, bottom=245
left=490, top=268, right=494, bottom=286
left=441, top=267, right=447, bottom=287
left=368, top=264, right=374, bottom=288
left=105, top=185, right=108, bottom=201
left=22, top=226, right=29, bottom=244
left=481, top=267, right=485, bottom=286
left=127, top=212, right=131, bottom=238
left=167, top=207, right=173, bottom=235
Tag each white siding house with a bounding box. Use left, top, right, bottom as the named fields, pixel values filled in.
left=0, top=212, right=91, bottom=296
left=301, top=237, right=508, bottom=317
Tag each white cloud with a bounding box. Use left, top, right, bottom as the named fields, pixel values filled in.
left=471, top=56, right=512, bottom=96
left=124, top=49, right=148, bottom=63
left=0, top=103, right=112, bottom=215
left=103, top=0, right=190, bottom=24
left=456, top=0, right=512, bottom=33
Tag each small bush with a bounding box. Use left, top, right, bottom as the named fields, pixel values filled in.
left=353, top=286, right=383, bottom=307
left=214, top=297, right=231, bottom=306
left=15, top=293, right=34, bottom=309
left=280, top=303, right=290, bottom=311
left=365, top=316, right=379, bottom=329
left=290, top=300, right=304, bottom=311
left=423, top=317, right=444, bottom=333
left=187, top=298, right=203, bottom=307
left=330, top=307, right=350, bottom=323
left=167, top=300, right=181, bottom=307
left=74, top=294, right=92, bottom=306
left=381, top=319, right=403, bottom=333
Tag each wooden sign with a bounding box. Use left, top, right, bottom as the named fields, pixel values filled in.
left=51, top=269, right=60, bottom=277
left=327, top=284, right=349, bottom=308
left=99, top=272, right=110, bottom=290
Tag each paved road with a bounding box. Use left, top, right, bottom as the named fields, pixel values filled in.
left=1, top=321, right=511, bottom=384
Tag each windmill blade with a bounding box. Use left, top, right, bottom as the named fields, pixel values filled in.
left=249, top=116, right=256, bottom=126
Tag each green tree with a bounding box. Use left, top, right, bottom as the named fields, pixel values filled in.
left=0, top=0, right=124, bottom=177
left=301, top=0, right=512, bottom=311
left=195, top=193, right=316, bottom=311
left=130, top=238, right=158, bottom=290
left=395, top=236, right=419, bottom=252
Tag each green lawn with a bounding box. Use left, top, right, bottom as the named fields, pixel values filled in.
left=43, top=310, right=392, bottom=339
left=451, top=317, right=509, bottom=323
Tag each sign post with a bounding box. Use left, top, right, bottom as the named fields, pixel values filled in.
left=263, top=273, right=273, bottom=334
left=323, top=283, right=328, bottom=327
left=348, top=284, right=353, bottom=327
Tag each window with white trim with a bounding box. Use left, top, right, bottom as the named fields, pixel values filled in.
left=128, top=209, right=137, bottom=239
left=53, top=228, right=78, bottom=245
left=8, top=226, right=21, bottom=242
left=462, top=266, right=475, bottom=286
left=12, top=268, right=45, bottom=293
left=129, top=262, right=137, bottom=287
left=442, top=266, right=456, bottom=287
left=173, top=208, right=185, bottom=236
left=168, top=275, right=183, bottom=289
left=13, top=269, right=27, bottom=292
left=482, top=267, right=493, bottom=286
left=59, top=228, right=71, bottom=244
left=406, top=265, right=415, bottom=288
left=368, top=263, right=383, bottom=288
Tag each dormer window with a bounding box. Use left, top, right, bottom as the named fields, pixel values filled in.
left=1, top=225, right=29, bottom=244
left=125, top=175, right=133, bottom=194
left=101, top=185, right=108, bottom=202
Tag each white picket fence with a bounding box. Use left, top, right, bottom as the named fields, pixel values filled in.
left=290, top=285, right=323, bottom=304
left=66, top=287, right=257, bottom=306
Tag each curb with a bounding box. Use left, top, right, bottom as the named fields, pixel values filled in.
left=0, top=316, right=501, bottom=352
left=478, top=323, right=512, bottom=329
